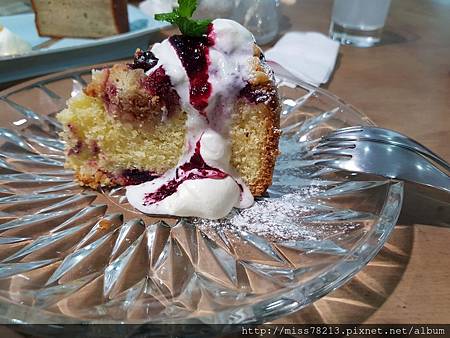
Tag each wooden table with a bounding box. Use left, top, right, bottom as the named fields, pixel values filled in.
left=271, top=0, right=450, bottom=324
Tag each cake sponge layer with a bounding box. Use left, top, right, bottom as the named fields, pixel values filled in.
left=58, top=94, right=186, bottom=186
left=58, top=92, right=279, bottom=195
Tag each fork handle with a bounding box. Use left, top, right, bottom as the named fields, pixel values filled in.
left=400, top=182, right=450, bottom=227
left=362, top=138, right=450, bottom=173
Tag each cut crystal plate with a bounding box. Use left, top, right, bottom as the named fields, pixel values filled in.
left=0, top=66, right=402, bottom=325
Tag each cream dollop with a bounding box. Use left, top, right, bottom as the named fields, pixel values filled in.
left=126, top=19, right=257, bottom=219
left=127, top=175, right=241, bottom=219
left=0, top=25, right=32, bottom=57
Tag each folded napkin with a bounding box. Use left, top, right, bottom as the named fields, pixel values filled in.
left=265, top=32, right=340, bottom=86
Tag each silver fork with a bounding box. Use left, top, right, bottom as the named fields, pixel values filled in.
left=308, top=134, right=450, bottom=194
left=322, top=126, right=450, bottom=173
left=309, top=127, right=450, bottom=226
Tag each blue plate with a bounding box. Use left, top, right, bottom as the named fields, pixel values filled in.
left=0, top=5, right=170, bottom=84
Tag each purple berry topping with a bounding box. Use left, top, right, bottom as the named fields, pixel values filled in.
left=129, top=50, right=159, bottom=72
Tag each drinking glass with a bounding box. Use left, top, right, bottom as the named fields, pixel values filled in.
left=195, top=0, right=235, bottom=19
left=233, top=0, right=280, bottom=45
left=329, top=0, right=392, bottom=47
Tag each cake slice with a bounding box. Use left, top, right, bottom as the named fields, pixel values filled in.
left=57, top=16, right=281, bottom=219
left=31, top=0, right=129, bottom=38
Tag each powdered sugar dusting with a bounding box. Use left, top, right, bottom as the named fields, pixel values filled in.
left=196, top=185, right=335, bottom=241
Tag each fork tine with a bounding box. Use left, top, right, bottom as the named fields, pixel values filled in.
left=309, top=140, right=356, bottom=158
left=313, top=158, right=359, bottom=172
left=314, top=157, right=350, bottom=166
left=326, top=127, right=450, bottom=173
left=326, top=126, right=364, bottom=137
left=315, top=141, right=356, bottom=149
left=307, top=147, right=353, bottom=158
left=310, top=131, right=450, bottom=193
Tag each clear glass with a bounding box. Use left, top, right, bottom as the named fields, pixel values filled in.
left=194, top=0, right=236, bottom=19
left=330, top=0, right=392, bottom=47
left=233, top=0, right=280, bottom=45
left=0, top=65, right=402, bottom=327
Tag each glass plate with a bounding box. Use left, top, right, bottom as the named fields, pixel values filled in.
left=0, top=65, right=402, bottom=324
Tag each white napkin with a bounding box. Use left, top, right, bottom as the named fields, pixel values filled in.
left=265, top=32, right=340, bottom=86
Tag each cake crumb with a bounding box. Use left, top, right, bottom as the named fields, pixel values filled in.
left=98, top=219, right=112, bottom=230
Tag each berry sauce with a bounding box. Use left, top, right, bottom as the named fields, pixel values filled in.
left=169, top=27, right=214, bottom=115
left=239, top=83, right=279, bottom=111
left=141, top=66, right=181, bottom=114
left=129, top=50, right=159, bottom=72
left=90, top=141, right=100, bottom=155
left=239, top=84, right=270, bottom=104
left=143, top=140, right=228, bottom=205
left=120, top=169, right=159, bottom=186
left=102, top=83, right=117, bottom=112
left=68, top=140, right=83, bottom=156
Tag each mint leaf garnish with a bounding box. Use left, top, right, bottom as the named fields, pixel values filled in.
left=154, top=0, right=212, bottom=37
left=154, top=12, right=178, bottom=24
left=177, top=0, right=197, bottom=18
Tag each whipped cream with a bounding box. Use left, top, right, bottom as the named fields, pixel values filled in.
left=0, top=25, right=32, bottom=57
left=127, top=175, right=241, bottom=219
left=126, top=19, right=257, bottom=220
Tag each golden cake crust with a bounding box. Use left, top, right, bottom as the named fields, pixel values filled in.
left=248, top=101, right=281, bottom=196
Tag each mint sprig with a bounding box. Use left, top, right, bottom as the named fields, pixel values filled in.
left=155, top=0, right=212, bottom=37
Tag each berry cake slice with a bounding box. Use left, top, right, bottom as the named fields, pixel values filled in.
left=57, top=19, right=281, bottom=219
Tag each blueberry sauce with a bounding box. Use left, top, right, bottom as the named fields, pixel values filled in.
left=120, top=169, right=159, bottom=186
left=68, top=140, right=83, bottom=156
left=129, top=49, right=159, bottom=72
left=142, top=66, right=181, bottom=114
left=90, top=141, right=100, bottom=155
left=239, top=83, right=279, bottom=111
left=105, top=83, right=117, bottom=97
left=169, top=30, right=214, bottom=114
left=102, top=83, right=118, bottom=112
left=259, top=51, right=266, bottom=62
left=143, top=140, right=227, bottom=205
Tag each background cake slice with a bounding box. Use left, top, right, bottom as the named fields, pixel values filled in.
left=31, top=0, right=129, bottom=38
